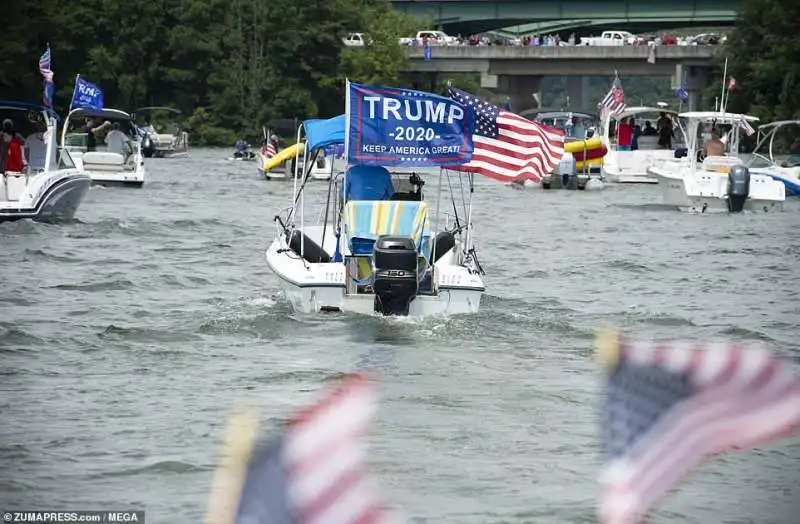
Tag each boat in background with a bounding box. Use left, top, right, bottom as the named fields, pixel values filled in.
left=133, top=106, right=189, bottom=158
left=265, top=115, right=485, bottom=317
left=600, top=107, right=687, bottom=184
left=746, top=120, right=800, bottom=196
left=62, top=107, right=145, bottom=187
left=648, top=111, right=785, bottom=213
left=0, top=101, right=90, bottom=223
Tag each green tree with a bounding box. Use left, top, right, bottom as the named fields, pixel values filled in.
left=716, top=0, right=800, bottom=120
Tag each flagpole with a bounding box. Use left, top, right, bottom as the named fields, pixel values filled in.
left=67, top=73, right=80, bottom=115
left=719, top=57, right=728, bottom=113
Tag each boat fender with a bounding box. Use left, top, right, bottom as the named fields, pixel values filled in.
left=430, top=231, right=455, bottom=263
left=287, top=229, right=331, bottom=263
left=727, top=165, right=750, bottom=213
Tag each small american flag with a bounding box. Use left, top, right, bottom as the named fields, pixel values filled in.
left=447, top=86, right=565, bottom=183
left=205, top=374, right=395, bottom=524
left=39, top=45, right=54, bottom=108
left=598, top=331, right=800, bottom=524
left=727, top=76, right=738, bottom=91
left=263, top=142, right=277, bottom=158
left=600, top=73, right=626, bottom=116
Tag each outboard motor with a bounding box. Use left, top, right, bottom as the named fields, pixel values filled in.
left=142, top=135, right=155, bottom=158
left=557, top=152, right=577, bottom=189
left=372, top=235, right=419, bottom=316
left=727, top=165, right=751, bottom=212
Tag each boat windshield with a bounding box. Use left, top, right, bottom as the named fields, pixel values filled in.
left=760, top=123, right=800, bottom=168
left=57, top=148, right=76, bottom=169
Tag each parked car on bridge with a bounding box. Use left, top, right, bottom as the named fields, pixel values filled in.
left=581, top=30, right=636, bottom=46
left=399, top=30, right=459, bottom=46
left=343, top=32, right=370, bottom=47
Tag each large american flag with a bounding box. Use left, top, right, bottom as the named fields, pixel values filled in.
left=447, top=86, right=565, bottom=183
left=205, top=374, right=396, bottom=524
left=600, top=74, right=626, bottom=117
left=599, top=333, right=800, bottom=524
left=39, top=45, right=54, bottom=108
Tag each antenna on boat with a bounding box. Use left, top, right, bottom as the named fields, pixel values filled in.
left=719, top=57, right=729, bottom=113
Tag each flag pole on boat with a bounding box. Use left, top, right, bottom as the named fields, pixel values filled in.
left=67, top=73, right=81, bottom=114
left=719, top=57, right=729, bottom=112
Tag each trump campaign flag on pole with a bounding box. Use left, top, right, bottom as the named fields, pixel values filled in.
left=596, top=329, right=800, bottom=524
left=70, top=76, right=104, bottom=111
left=204, top=374, right=397, bottom=524
left=345, top=81, right=475, bottom=167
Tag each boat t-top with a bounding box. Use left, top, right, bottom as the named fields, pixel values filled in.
left=600, top=106, right=687, bottom=184
left=647, top=111, right=785, bottom=213
left=62, top=107, right=146, bottom=187
left=746, top=120, right=800, bottom=196
left=265, top=115, right=486, bottom=317
left=0, top=101, right=90, bottom=223
left=132, top=106, right=189, bottom=158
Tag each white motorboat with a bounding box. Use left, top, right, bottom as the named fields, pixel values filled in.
left=600, top=107, right=687, bottom=184
left=133, top=107, right=189, bottom=158
left=0, top=101, right=90, bottom=223
left=745, top=120, right=800, bottom=196
left=648, top=111, right=785, bottom=213
left=62, top=107, right=146, bottom=187
left=265, top=115, right=486, bottom=317
left=228, top=150, right=257, bottom=161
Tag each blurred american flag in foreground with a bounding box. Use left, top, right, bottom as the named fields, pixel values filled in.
left=204, top=374, right=396, bottom=524
left=597, top=329, right=800, bottom=524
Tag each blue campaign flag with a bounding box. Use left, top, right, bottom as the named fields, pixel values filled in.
left=71, top=77, right=104, bottom=111
left=346, top=81, right=474, bottom=167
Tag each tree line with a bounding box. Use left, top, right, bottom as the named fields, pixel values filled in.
left=1, top=0, right=793, bottom=146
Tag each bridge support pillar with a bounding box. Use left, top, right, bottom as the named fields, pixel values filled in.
left=482, top=73, right=542, bottom=113
left=566, top=76, right=591, bottom=110
left=408, top=72, right=439, bottom=93
left=673, top=64, right=711, bottom=111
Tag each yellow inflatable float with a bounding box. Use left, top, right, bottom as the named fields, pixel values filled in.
left=575, top=157, right=604, bottom=171
left=563, top=137, right=603, bottom=154
left=262, top=142, right=305, bottom=172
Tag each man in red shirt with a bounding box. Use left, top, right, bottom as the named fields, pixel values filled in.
left=2, top=128, right=25, bottom=173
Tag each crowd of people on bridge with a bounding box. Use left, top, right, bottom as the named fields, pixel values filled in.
left=410, top=31, right=725, bottom=47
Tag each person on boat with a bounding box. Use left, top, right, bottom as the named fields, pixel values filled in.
left=616, top=118, right=633, bottom=151
left=2, top=129, right=25, bottom=173
left=105, top=122, right=130, bottom=157
left=341, top=165, right=394, bottom=202
left=704, top=127, right=726, bottom=157
left=656, top=112, right=673, bottom=149
left=24, top=120, right=48, bottom=172
left=234, top=138, right=249, bottom=158
left=642, top=121, right=658, bottom=136
left=85, top=118, right=112, bottom=152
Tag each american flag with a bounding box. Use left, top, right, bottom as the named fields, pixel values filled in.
left=205, top=374, right=395, bottom=524
left=598, top=331, right=800, bottom=524
left=447, top=86, right=565, bottom=183
left=727, top=76, right=738, bottom=91
left=600, top=74, right=626, bottom=117
left=263, top=141, right=277, bottom=158
left=39, top=45, right=54, bottom=108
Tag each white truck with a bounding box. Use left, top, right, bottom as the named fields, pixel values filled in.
left=581, top=30, right=636, bottom=46
left=399, top=30, right=458, bottom=46
left=342, top=33, right=369, bottom=47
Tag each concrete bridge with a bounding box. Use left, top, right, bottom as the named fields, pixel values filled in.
left=403, top=45, right=719, bottom=110
left=391, top=0, right=741, bottom=34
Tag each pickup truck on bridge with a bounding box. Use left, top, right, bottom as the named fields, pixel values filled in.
left=581, top=30, right=636, bottom=46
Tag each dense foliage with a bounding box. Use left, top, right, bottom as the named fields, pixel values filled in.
left=711, top=0, right=799, bottom=120
left=0, top=0, right=420, bottom=145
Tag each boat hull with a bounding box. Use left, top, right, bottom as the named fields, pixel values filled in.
left=0, top=172, right=91, bottom=223
left=602, top=148, right=676, bottom=184
left=265, top=234, right=484, bottom=317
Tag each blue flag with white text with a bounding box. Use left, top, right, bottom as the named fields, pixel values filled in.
left=71, top=77, right=104, bottom=111
left=345, top=81, right=474, bottom=167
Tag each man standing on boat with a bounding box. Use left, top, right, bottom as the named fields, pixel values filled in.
left=85, top=118, right=111, bottom=152
left=656, top=112, right=673, bottom=149
left=704, top=127, right=725, bottom=157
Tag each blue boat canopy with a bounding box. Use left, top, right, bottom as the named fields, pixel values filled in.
left=0, top=101, right=60, bottom=121
left=303, top=114, right=345, bottom=152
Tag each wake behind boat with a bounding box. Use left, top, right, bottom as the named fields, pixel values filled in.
left=62, top=107, right=146, bottom=187
left=0, top=101, right=90, bottom=223
left=265, top=115, right=486, bottom=317
left=648, top=111, right=785, bottom=213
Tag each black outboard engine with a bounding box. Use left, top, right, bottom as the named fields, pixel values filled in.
left=372, top=235, right=419, bottom=316
left=727, top=165, right=751, bottom=213
left=142, top=135, right=155, bottom=158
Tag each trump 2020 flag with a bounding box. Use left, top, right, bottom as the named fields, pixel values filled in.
left=345, top=80, right=474, bottom=167
left=204, top=374, right=397, bottom=524
left=597, top=329, right=800, bottom=524
left=71, top=76, right=104, bottom=111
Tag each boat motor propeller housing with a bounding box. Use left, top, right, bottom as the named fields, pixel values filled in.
left=727, top=165, right=751, bottom=212
left=142, top=135, right=155, bottom=158
left=372, top=235, right=419, bottom=316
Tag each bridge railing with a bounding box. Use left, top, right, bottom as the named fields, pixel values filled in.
left=404, top=45, right=721, bottom=59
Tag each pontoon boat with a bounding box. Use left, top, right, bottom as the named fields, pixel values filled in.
left=0, top=101, right=90, bottom=223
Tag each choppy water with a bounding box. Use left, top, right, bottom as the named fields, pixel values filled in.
left=1, top=149, right=799, bottom=523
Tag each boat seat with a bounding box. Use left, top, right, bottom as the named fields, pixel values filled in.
left=343, top=200, right=430, bottom=256
left=702, top=155, right=743, bottom=173
left=83, top=151, right=131, bottom=172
